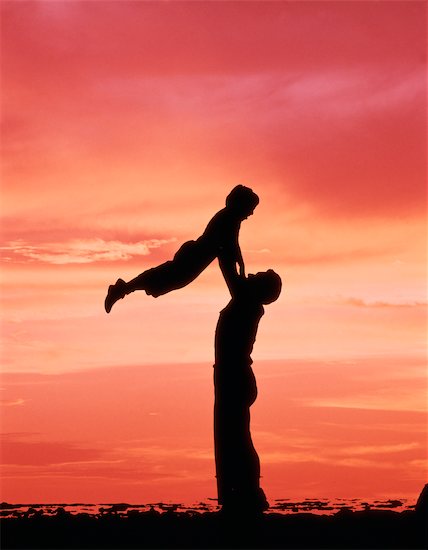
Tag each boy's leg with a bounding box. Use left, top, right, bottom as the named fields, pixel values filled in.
left=126, top=272, right=149, bottom=292
left=104, top=278, right=128, bottom=313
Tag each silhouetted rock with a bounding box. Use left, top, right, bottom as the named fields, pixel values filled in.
left=126, top=509, right=142, bottom=518
left=335, top=506, right=353, bottom=516
left=105, top=503, right=130, bottom=514
left=1, top=504, right=426, bottom=549
left=415, top=483, right=428, bottom=519
left=54, top=507, right=69, bottom=517
left=0, top=503, right=20, bottom=510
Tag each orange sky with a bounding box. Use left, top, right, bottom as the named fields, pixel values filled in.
left=1, top=1, right=427, bottom=504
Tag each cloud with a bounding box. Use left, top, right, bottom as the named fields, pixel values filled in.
left=244, top=248, right=271, bottom=254
left=0, top=435, right=108, bottom=466
left=261, top=451, right=395, bottom=470
left=4, top=1, right=424, bottom=80
left=258, top=434, right=422, bottom=470
left=96, top=67, right=424, bottom=120
left=1, top=436, right=213, bottom=487
left=0, top=398, right=26, bottom=407
left=280, top=246, right=400, bottom=266
left=335, top=442, right=421, bottom=456
left=303, top=391, right=427, bottom=413
left=0, top=238, right=176, bottom=264
left=343, top=297, right=427, bottom=309
left=3, top=1, right=425, bottom=222
left=409, top=459, right=428, bottom=471
left=118, top=444, right=212, bottom=462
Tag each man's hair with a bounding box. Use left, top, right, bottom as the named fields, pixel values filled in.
left=251, top=270, right=282, bottom=304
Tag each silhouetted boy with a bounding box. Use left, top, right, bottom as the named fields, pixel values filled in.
left=104, top=185, right=259, bottom=312
left=214, top=258, right=282, bottom=514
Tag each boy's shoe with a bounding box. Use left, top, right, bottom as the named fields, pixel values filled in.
left=104, top=279, right=127, bottom=313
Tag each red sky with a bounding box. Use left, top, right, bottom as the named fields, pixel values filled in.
left=1, top=0, right=426, bottom=504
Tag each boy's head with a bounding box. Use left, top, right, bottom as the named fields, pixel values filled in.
left=226, top=185, right=259, bottom=219
left=247, top=270, right=282, bottom=305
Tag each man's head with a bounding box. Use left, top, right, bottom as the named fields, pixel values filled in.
left=247, top=270, right=282, bottom=305
left=226, top=185, right=259, bottom=219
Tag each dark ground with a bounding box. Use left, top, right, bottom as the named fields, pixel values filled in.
left=1, top=507, right=426, bottom=549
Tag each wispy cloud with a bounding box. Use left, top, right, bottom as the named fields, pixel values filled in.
left=255, top=432, right=425, bottom=469
left=95, top=67, right=424, bottom=120
left=335, top=442, right=421, bottom=456
left=0, top=398, right=26, bottom=407
left=261, top=451, right=395, bottom=470
left=303, top=391, right=427, bottom=413
left=343, top=297, right=427, bottom=309
left=0, top=238, right=176, bottom=264
left=117, top=444, right=212, bottom=462
left=0, top=435, right=108, bottom=466
left=244, top=248, right=271, bottom=254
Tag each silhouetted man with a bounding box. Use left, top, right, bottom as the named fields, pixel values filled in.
left=214, top=258, right=282, bottom=514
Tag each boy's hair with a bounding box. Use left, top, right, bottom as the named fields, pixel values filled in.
left=250, top=270, right=282, bottom=304
left=226, top=185, right=260, bottom=210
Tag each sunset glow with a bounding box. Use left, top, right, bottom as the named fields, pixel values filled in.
left=1, top=1, right=426, bottom=505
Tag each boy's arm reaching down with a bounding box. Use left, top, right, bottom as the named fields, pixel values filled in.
left=218, top=253, right=244, bottom=299
left=236, top=243, right=245, bottom=277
